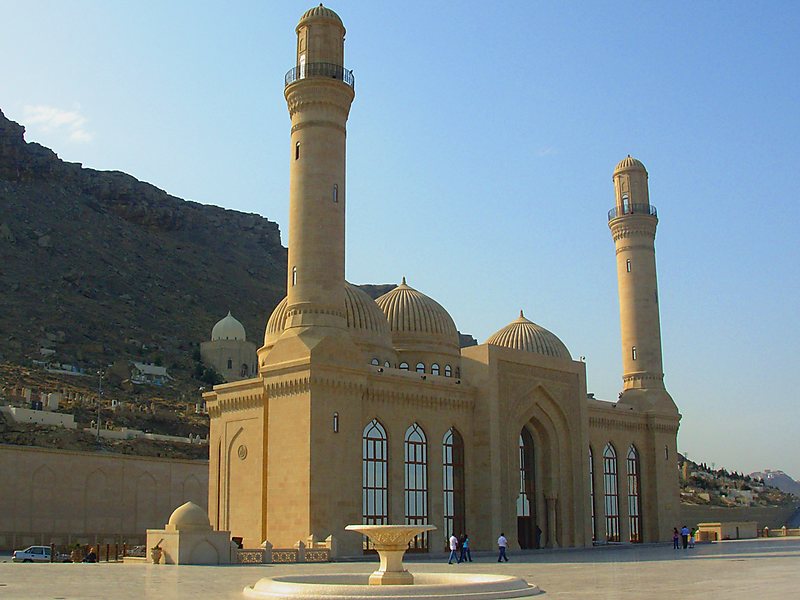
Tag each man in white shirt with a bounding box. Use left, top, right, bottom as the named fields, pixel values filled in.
left=497, top=532, right=509, bottom=562
left=448, top=534, right=460, bottom=564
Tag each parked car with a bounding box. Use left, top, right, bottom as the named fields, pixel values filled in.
left=11, top=546, right=71, bottom=563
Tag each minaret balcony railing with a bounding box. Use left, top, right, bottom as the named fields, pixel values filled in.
left=284, top=62, right=355, bottom=89
left=608, top=203, right=657, bottom=221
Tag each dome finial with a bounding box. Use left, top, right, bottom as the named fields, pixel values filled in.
left=519, top=309, right=525, bottom=319
left=401, top=276, right=407, bottom=286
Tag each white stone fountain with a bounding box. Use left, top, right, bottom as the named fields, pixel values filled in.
left=243, top=524, right=541, bottom=599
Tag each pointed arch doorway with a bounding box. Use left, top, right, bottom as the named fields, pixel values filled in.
left=517, top=427, right=541, bottom=549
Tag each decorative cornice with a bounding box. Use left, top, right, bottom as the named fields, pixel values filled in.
left=365, top=378, right=473, bottom=411
left=207, top=392, right=263, bottom=418
left=588, top=414, right=678, bottom=434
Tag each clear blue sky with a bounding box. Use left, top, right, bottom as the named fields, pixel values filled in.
left=2, top=1, right=799, bottom=479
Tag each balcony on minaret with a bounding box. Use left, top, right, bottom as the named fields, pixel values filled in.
left=285, top=63, right=355, bottom=89
left=607, top=203, right=658, bottom=222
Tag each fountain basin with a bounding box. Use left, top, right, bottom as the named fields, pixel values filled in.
left=244, top=572, right=541, bottom=599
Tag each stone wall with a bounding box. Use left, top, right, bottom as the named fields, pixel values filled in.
left=0, top=444, right=208, bottom=550
left=679, top=504, right=798, bottom=529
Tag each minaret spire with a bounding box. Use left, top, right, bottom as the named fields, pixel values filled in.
left=282, top=5, right=355, bottom=331
left=608, top=156, right=677, bottom=414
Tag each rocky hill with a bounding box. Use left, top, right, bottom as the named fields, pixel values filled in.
left=0, top=108, right=287, bottom=378
left=749, top=470, right=800, bottom=497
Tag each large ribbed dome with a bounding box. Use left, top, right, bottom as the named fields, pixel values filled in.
left=262, top=283, right=393, bottom=354
left=211, top=311, right=246, bottom=341
left=487, top=311, right=571, bottom=360
left=375, top=278, right=459, bottom=347
left=299, top=4, right=343, bottom=26
left=614, top=155, right=647, bottom=174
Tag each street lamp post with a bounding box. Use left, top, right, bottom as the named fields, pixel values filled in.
left=96, top=370, right=103, bottom=441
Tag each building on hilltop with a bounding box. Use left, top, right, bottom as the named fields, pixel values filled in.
left=200, top=311, right=258, bottom=382
left=204, top=5, right=681, bottom=556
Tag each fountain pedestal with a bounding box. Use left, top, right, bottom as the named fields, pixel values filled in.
left=344, top=524, right=436, bottom=585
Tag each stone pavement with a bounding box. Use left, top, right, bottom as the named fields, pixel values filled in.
left=1, top=538, right=798, bottom=599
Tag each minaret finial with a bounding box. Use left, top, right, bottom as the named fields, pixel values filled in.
left=401, top=276, right=406, bottom=285
left=519, top=309, right=525, bottom=319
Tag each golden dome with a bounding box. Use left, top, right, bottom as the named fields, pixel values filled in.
left=262, top=284, right=393, bottom=358
left=299, top=4, right=343, bottom=26
left=375, top=278, right=459, bottom=349
left=614, top=155, right=647, bottom=175
left=487, top=310, right=571, bottom=360
left=166, top=501, right=211, bottom=531
left=211, top=311, right=246, bottom=342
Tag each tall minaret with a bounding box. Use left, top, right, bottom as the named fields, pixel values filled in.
left=608, top=156, right=677, bottom=413
left=283, top=4, right=354, bottom=331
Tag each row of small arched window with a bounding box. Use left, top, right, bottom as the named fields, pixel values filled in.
left=369, top=359, right=459, bottom=378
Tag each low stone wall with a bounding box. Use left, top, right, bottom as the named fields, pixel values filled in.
left=0, top=444, right=208, bottom=550
left=680, top=504, right=798, bottom=529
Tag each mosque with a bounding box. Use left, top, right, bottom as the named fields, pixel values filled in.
left=204, top=5, right=681, bottom=556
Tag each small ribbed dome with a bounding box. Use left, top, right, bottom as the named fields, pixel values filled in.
left=263, top=297, right=288, bottom=348
left=211, top=311, right=246, bottom=341
left=167, top=501, right=211, bottom=531
left=614, top=155, right=647, bottom=174
left=487, top=310, right=571, bottom=360
left=299, top=4, right=343, bottom=25
left=262, top=284, right=393, bottom=353
left=375, top=278, right=459, bottom=347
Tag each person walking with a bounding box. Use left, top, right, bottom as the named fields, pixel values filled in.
left=689, top=527, right=697, bottom=548
left=497, top=532, right=509, bottom=562
left=448, top=534, right=460, bottom=564
left=459, top=533, right=472, bottom=563
left=672, top=528, right=680, bottom=549
left=680, top=525, right=690, bottom=549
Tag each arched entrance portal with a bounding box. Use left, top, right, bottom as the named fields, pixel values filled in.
left=516, top=427, right=540, bottom=549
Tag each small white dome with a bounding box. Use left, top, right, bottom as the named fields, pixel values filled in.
left=167, top=501, right=211, bottom=531
left=211, top=311, right=246, bottom=342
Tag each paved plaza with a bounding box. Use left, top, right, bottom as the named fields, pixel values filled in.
left=1, top=538, right=797, bottom=599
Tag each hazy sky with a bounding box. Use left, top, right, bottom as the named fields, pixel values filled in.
left=2, top=1, right=798, bottom=479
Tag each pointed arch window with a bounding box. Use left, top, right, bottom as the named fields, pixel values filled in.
left=589, top=446, right=596, bottom=542
left=443, top=428, right=465, bottom=545
left=431, top=363, right=440, bottom=376
left=404, top=423, right=428, bottom=550
left=362, top=419, right=388, bottom=550
left=416, top=362, right=425, bottom=374
left=399, top=362, right=409, bottom=371
left=444, top=364, right=452, bottom=377
left=603, top=443, right=620, bottom=542
left=627, top=445, right=642, bottom=543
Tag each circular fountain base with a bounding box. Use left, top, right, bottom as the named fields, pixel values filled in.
left=244, top=572, right=541, bottom=599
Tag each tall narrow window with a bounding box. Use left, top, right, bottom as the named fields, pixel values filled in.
left=626, top=259, right=631, bottom=273
left=517, top=428, right=536, bottom=548
left=589, top=446, right=596, bottom=542
left=627, top=445, right=642, bottom=543
left=603, top=443, right=620, bottom=542
left=227, top=358, right=232, bottom=369
left=399, top=362, right=409, bottom=371
left=332, top=184, right=338, bottom=203
left=622, top=193, right=630, bottom=214
left=299, top=54, right=306, bottom=78
left=444, top=365, right=452, bottom=377
left=443, top=428, right=465, bottom=546
left=333, top=412, right=339, bottom=433
left=631, top=346, right=637, bottom=361
left=292, top=266, right=297, bottom=287
left=431, top=363, right=440, bottom=376
left=295, top=141, right=300, bottom=160
left=416, top=362, right=425, bottom=374
left=362, top=420, right=388, bottom=550
left=404, top=423, right=428, bottom=551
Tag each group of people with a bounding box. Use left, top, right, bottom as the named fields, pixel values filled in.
left=447, top=533, right=473, bottom=564
left=673, top=525, right=697, bottom=549
left=447, top=532, right=511, bottom=563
